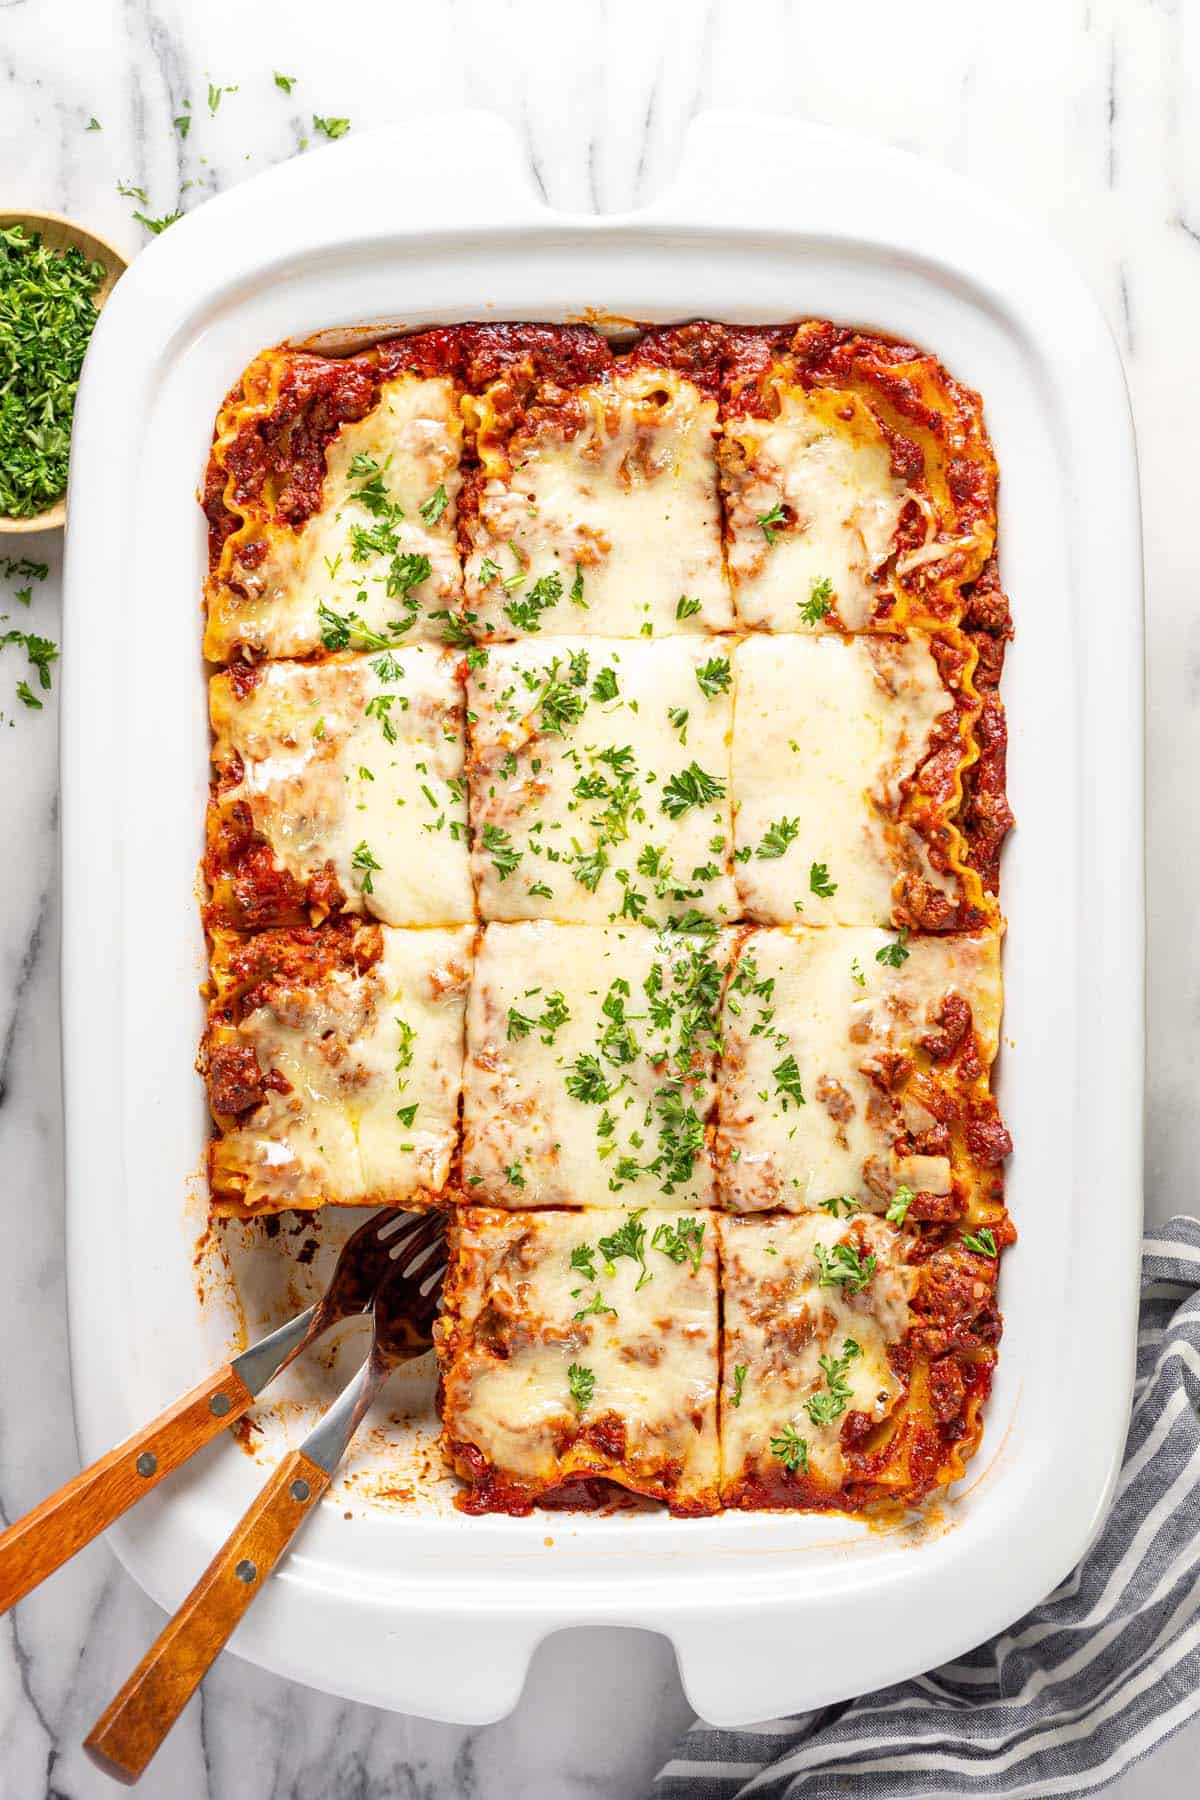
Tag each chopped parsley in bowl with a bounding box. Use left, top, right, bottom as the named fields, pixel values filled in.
left=0, top=216, right=124, bottom=528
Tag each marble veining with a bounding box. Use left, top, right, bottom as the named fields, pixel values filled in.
left=1, top=0, right=1197, bottom=1793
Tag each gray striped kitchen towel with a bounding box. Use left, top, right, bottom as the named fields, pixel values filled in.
left=652, top=1216, right=1200, bottom=1799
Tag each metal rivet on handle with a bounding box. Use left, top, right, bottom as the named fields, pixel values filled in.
left=235, top=1560, right=257, bottom=1584
left=135, top=1452, right=157, bottom=1478
left=209, top=1393, right=232, bottom=1417
left=290, top=1478, right=311, bottom=1504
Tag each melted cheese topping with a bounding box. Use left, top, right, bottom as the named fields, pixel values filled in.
left=464, top=367, right=733, bottom=637
left=732, top=632, right=956, bottom=925
left=469, top=635, right=736, bottom=925
left=210, top=925, right=472, bottom=1211
left=209, top=649, right=471, bottom=926
left=719, top=1213, right=915, bottom=1490
left=463, top=923, right=730, bottom=1209
left=205, top=374, right=464, bottom=662
left=720, top=385, right=909, bottom=632
left=439, top=1206, right=720, bottom=1507
left=717, top=925, right=1002, bottom=1213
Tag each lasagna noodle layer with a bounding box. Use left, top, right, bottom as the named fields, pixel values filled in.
left=437, top=1206, right=721, bottom=1514
left=205, top=353, right=466, bottom=663
left=462, top=922, right=731, bottom=1210
left=204, top=920, right=473, bottom=1213
left=467, top=635, right=736, bottom=925
left=731, top=631, right=992, bottom=931
left=207, top=647, right=471, bottom=930
left=719, top=320, right=997, bottom=634
left=716, top=924, right=1008, bottom=1220
left=462, top=355, right=733, bottom=638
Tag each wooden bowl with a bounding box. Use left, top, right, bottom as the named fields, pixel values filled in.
left=0, top=210, right=128, bottom=535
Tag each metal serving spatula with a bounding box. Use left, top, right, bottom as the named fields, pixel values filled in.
left=83, top=1223, right=447, bottom=1785
left=0, top=1208, right=431, bottom=1617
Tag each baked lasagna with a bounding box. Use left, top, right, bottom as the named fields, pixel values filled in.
left=200, top=318, right=1012, bottom=1519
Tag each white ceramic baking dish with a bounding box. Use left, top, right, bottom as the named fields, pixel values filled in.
left=60, top=109, right=1144, bottom=1726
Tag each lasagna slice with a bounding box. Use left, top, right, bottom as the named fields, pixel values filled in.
left=719, top=1213, right=917, bottom=1508
left=719, top=322, right=997, bottom=633
left=206, top=647, right=471, bottom=930
left=204, top=920, right=473, bottom=1214
left=437, top=1206, right=720, bottom=1514
left=463, top=922, right=730, bottom=1210
left=731, top=631, right=996, bottom=931
left=204, top=334, right=466, bottom=663
left=716, top=925, right=1009, bottom=1220
left=460, top=324, right=733, bottom=638
left=468, top=635, right=736, bottom=925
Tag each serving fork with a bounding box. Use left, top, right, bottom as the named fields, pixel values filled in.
left=0, top=1207, right=433, bottom=1617
left=84, top=1222, right=446, bottom=1784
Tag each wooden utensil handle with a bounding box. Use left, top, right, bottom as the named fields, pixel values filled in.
left=84, top=1449, right=330, bottom=1784
left=0, top=1364, right=252, bottom=1616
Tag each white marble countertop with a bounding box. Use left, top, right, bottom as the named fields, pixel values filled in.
left=1, top=0, right=1196, bottom=1793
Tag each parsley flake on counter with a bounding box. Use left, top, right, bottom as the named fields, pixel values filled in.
left=274, top=71, right=297, bottom=94
left=313, top=114, right=351, bottom=140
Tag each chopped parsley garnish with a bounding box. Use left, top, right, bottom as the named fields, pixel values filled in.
left=757, top=501, right=787, bottom=546
left=570, top=1243, right=598, bottom=1283
left=571, top=847, right=609, bottom=893
left=598, top=1211, right=651, bottom=1290
left=565, top=1054, right=613, bottom=1105
left=573, top=1291, right=617, bottom=1322
left=351, top=840, right=381, bottom=895
left=591, top=666, right=619, bottom=703
left=800, top=576, right=834, bottom=624
left=770, top=1425, right=809, bottom=1473
left=1, top=628, right=58, bottom=698
left=274, top=71, right=296, bottom=93
left=567, top=1363, right=595, bottom=1411
left=667, top=706, right=689, bottom=742
left=675, top=595, right=702, bottom=621
left=313, top=114, right=351, bottom=140
left=570, top=565, right=586, bottom=607
left=695, top=656, right=731, bottom=699
left=730, top=1365, right=747, bottom=1408
left=507, top=990, right=570, bottom=1044
left=876, top=930, right=911, bottom=968
left=0, top=224, right=106, bottom=516
left=756, top=817, right=799, bottom=861
left=804, top=1339, right=862, bottom=1427
left=16, top=681, right=41, bottom=709
left=961, top=1227, right=998, bottom=1257
left=651, top=1217, right=705, bottom=1275
left=809, top=861, right=837, bottom=898
left=419, top=484, right=449, bottom=525
left=814, top=1240, right=876, bottom=1294
left=885, top=1186, right=914, bottom=1226
left=661, top=762, right=725, bottom=819
left=819, top=1196, right=860, bottom=1219
left=504, top=572, right=562, bottom=632
left=477, top=556, right=502, bottom=587
left=365, top=693, right=398, bottom=743
left=481, top=822, right=521, bottom=880
left=772, top=1054, right=805, bottom=1111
